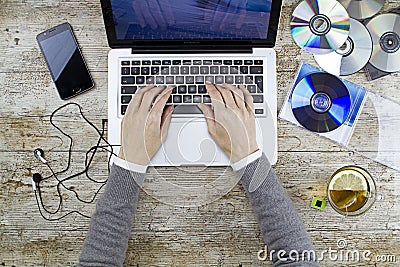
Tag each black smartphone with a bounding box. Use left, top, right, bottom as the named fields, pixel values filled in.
left=36, top=22, right=94, bottom=100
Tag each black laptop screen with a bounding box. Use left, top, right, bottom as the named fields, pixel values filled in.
left=110, top=0, right=272, bottom=40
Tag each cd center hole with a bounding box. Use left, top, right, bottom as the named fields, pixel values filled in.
left=313, top=18, right=328, bottom=32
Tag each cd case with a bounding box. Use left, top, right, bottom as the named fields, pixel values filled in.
left=280, top=63, right=400, bottom=172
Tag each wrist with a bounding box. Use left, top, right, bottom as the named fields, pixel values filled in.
left=231, top=145, right=259, bottom=164
left=118, top=147, right=150, bottom=166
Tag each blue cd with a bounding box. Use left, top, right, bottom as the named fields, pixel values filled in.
left=291, top=73, right=351, bottom=132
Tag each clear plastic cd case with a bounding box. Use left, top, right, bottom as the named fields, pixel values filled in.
left=280, top=63, right=400, bottom=172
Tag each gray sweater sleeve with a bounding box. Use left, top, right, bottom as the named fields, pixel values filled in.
left=78, top=164, right=145, bottom=267
left=236, top=153, right=319, bottom=266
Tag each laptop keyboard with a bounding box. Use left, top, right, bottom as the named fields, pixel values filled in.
left=119, top=59, right=265, bottom=116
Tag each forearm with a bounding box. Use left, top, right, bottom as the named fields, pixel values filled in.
left=78, top=164, right=145, bottom=267
left=236, top=154, right=318, bottom=266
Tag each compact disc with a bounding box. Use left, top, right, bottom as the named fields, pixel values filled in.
left=291, top=73, right=351, bottom=133
left=314, top=18, right=372, bottom=76
left=366, top=13, right=400, bottom=73
left=290, top=0, right=350, bottom=54
left=339, top=0, right=384, bottom=19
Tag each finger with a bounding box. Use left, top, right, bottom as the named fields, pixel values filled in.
left=140, top=86, right=166, bottom=112
left=236, top=0, right=247, bottom=29
left=132, top=2, right=146, bottom=28
left=142, top=2, right=159, bottom=29
left=159, top=0, right=175, bottom=25
left=206, top=83, right=224, bottom=109
left=197, top=103, right=216, bottom=136
left=127, top=84, right=156, bottom=115
left=150, top=86, right=173, bottom=119
left=161, top=105, right=174, bottom=141
left=239, top=84, right=254, bottom=112
left=216, top=84, right=237, bottom=109
left=148, top=0, right=167, bottom=29
left=231, top=85, right=246, bottom=110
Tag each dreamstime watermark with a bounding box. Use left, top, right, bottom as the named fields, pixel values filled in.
left=257, top=238, right=398, bottom=263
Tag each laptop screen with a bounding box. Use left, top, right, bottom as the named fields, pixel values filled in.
left=110, top=0, right=272, bottom=41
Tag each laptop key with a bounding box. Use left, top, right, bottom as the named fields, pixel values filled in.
left=161, top=67, right=169, bottom=75
left=245, top=75, right=253, bottom=84
left=121, top=86, right=137, bottom=94
left=254, top=60, right=263, bottom=65
left=200, top=66, right=209, bottom=74
left=193, top=95, right=202, bottom=103
left=178, top=85, right=187, bottom=94
left=183, top=60, right=191, bottom=65
left=210, top=66, right=219, bottom=74
left=225, top=76, right=234, bottom=84
left=248, top=85, right=257, bottom=93
left=156, top=76, right=164, bottom=84
left=203, top=60, right=212, bottom=65
left=235, top=76, right=244, bottom=84
left=176, top=76, right=184, bottom=84
left=230, top=66, right=239, bottom=74
left=146, top=76, right=154, bottom=84
left=185, top=76, right=195, bottom=84
left=121, top=95, right=132, bottom=104
left=136, top=76, right=145, bottom=84
left=255, top=76, right=263, bottom=92
left=152, top=60, right=161, bottom=65
left=190, top=66, right=199, bottom=74
left=203, top=95, right=211, bottom=103
left=195, top=76, right=204, bottom=84
left=172, top=60, right=181, bottom=65
left=220, top=66, right=229, bottom=74
left=141, top=67, right=150, bottom=75
left=142, top=60, right=151, bottom=65
left=193, top=60, right=202, bottom=65
left=223, top=60, right=232, bottom=65
left=255, top=109, right=264, bottom=114
left=213, top=60, right=222, bottom=65
left=239, top=66, right=248, bottom=74
left=244, top=60, right=253, bottom=65
left=121, top=61, right=130, bottom=66
left=234, top=60, right=242, bottom=65
left=162, top=60, right=171, bottom=65
left=188, top=85, right=197, bottom=94
left=171, top=66, right=179, bottom=75
left=166, top=76, right=174, bottom=84
left=173, top=95, right=182, bottom=103
left=151, top=66, right=160, bottom=75
left=122, top=76, right=135, bottom=84
left=181, top=66, right=189, bottom=75
left=183, top=95, right=192, bottom=103
left=172, top=87, right=177, bottom=94
left=131, top=67, right=140, bottom=75
left=121, top=67, right=130, bottom=75
left=121, top=105, right=128, bottom=115
left=205, top=76, right=214, bottom=84
left=215, top=76, right=224, bottom=84
left=198, top=85, right=206, bottom=94
left=250, top=66, right=263, bottom=74
left=252, top=95, right=264, bottom=103
left=131, top=60, right=140, bottom=65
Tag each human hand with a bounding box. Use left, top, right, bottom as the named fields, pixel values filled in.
left=132, top=0, right=175, bottom=30
left=197, top=83, right=259, bottom=163
left=118, top=85, right=174, bottom=165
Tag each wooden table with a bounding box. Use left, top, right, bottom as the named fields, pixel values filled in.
left=1, top=0, right=399, bottom=266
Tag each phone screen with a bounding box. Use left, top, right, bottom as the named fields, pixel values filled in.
left=37, top=23, right=93, bottom=99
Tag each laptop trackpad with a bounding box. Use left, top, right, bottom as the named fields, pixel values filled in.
left=162, top=119, right=221, bottom=165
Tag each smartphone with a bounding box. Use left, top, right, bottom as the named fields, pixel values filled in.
left=36, top=22, right=94, bottom=100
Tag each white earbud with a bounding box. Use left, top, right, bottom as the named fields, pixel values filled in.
left=34, top=148, right=47, bottom=164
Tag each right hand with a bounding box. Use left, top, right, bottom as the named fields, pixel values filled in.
left=132, top=0, right=175, bottom=30
left=197, top=83, right=259, bottom=163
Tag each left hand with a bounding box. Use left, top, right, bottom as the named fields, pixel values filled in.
left=118, top=85, right=174, bottom=165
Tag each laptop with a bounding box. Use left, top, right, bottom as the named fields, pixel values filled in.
left=100, top=0, right=282, bottom=166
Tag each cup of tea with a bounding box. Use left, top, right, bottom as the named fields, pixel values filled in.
left=327, top=166, right=376, bottom=216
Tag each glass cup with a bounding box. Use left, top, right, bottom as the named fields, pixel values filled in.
left=327, top=166, right=376, bottom=216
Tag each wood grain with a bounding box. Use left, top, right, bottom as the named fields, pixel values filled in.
left=1, top=0, right=399, bottom=266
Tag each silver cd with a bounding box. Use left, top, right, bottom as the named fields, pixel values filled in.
left=314, top=18, right=372, bottom=76
left=290, top=0, right=350, bottom=54
left=339, top=0, right=385, bottom=19
left=366, top=13, right=400, bottom=73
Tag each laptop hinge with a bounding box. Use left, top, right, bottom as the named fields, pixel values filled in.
left=131, top=46, right=253, bottom=54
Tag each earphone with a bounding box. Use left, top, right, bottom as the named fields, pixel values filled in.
left=31, top=103, right=120, bottom=221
